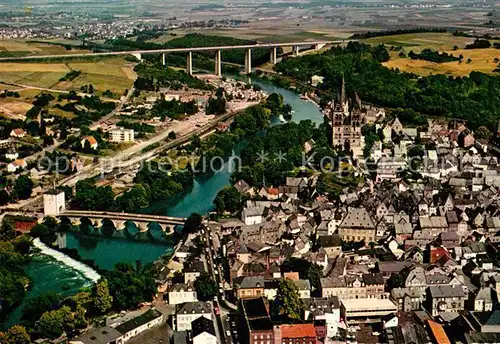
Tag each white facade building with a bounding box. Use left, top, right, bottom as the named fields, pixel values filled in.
left=111, top=128, right=135, bottom=143
left=175, top=302, right=212, bottom=331
left=43, top=189, right=66, bottom=216
left=168, top=283, right=198, bottom=305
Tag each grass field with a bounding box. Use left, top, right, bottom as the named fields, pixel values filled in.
left=363, top=32, right=477, bottom=52
left=147, top=26, right=352, bottom=45
left=0, top=39, right=88, bottom=57
left=52, top=58, right=136, bottom=96
left=0, top=57, right=135, bottom=97
left=384, top=48, right=500, bottom=76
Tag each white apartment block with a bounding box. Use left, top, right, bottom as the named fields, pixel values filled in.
left=111, top=128, right=135, bottom=143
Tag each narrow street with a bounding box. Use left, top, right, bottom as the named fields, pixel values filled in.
left=201, top=224, right=235, bottom=344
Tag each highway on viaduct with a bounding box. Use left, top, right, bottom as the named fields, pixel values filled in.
left=0, top=40, right=341, bottom=61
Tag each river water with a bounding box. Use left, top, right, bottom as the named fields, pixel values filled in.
left=4, top=77, right=323, bottom=329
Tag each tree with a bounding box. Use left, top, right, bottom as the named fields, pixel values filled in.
left=194, top=272, right=217, bottom=301
left=30, top=217, right=58, bottom=244
left=306, top=263, right=324, bottom=291
left=184, top=212, right=203, bottom=234
left=22, top=291, right=62, bottom=324
left=92, top=279, right=113, bottom=314
left=0, top=325, right=31, bottom=344
left=168, top=131, right=176, bottom=140
left=0, top=217, right=15, bottom=241
left=0, top=189, right=11, bottom=206
left=475, top=126, right=492, bottom=140
left=13, top=176, right=34, bottom=200
left=35, top=306, right=74, bottom=339
left=271, top=279, right=303, bottom=321
left=116, top=184, right=150, bottom=212
left=105, top=263, right=156, bottom=310
left=214, top=186, right=243, bottom=214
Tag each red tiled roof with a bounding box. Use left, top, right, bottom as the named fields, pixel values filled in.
left=427, top=320, right=451, bottom=344
left=12, top=128, right=25, bottom=135
left=280, top=324, right=316, bottom=338
left=83, top=136, right=98, bottom=145
left=267, top=188, right=279, bottom=195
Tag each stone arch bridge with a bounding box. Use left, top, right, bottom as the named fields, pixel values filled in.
left=57, top=210, right=186, bottom=235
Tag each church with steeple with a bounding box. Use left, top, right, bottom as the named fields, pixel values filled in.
left=325, top=78, right=385, bottom=158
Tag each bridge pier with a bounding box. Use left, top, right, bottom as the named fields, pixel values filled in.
left=162, top=53, right=166, bottom=66
left=244, top=48, right=252, bottom=74
left=68, top=217, right=81, bottom=226
left=315, top=43, right=325, bottom=50
left=186, top=52, right=193, bottom=76
left=293, top=45, right=299, bottom=56
left=158, top=224, right=175, bottom=234
left=215, top=50, right=222, bottom=77
left=112, top=220, right=125, bottom=231
left=270, top=47, right=277, bottom=65
left=136, top=222, right=149, bottom=233
left=93, top=218, right=103, bottom=228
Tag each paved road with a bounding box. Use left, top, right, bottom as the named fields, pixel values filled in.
left=0, top=41, right=341, bottom=61
left=90, top=87, right=135, bottom=130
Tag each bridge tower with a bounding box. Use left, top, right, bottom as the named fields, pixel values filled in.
left=43, top=189, right=65, bottom=216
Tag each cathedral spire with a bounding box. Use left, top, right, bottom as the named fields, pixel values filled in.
left=340, top=75, right=346, bottom=105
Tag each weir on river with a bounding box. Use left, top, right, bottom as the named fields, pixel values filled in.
left=33, top=238, right=101, bottom=283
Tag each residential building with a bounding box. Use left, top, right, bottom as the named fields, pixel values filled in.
left=168, top=283, right=197, bottom=305
left=234, top=276, right=265, bottom=299
left=191, top=316, right=217, bottom=344
left=114, top=308, right=163, bottom=342
left=472, top=287, right=497, bottom=312
left=184, top=260, right=204, bottom=284
left=70, top=327, right=123, bottom=344
left=274, top=324, right=316, bottom=344
left=303, top=296, right=341, bottom=337
left=317, top=234, right=342, bottom=259
left=175, top=302, right=212, bottom=331
left=7, top=158, right=26, bottom=173
left=338, top=207, right=376, bottom=243
left=10, top=128, right=26, bottom=138
left=427, top=285, right=466, bottom=316
left=110, top=127, right=134, bottom=142
left=241, top=298, right=274, bottom=344
left=81, top=136, right=98, bottom=150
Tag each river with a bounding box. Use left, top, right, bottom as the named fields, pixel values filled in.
left=64, top=76, right=324, bottom=268
left=4, top=77, right=323, bottom=329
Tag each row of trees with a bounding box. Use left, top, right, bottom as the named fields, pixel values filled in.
left=150, top=97, right=198, bottom=120
left=408, top=49, right=460, bottom=63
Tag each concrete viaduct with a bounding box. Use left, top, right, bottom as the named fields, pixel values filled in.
left=58, top=210, right=186, bottom=235
left=0, top=40, right=340, bottom=76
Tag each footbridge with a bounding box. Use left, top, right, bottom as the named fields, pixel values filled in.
left=0, top=40, right=342, bottom=75
left=58, top=210, right=186, bottom=235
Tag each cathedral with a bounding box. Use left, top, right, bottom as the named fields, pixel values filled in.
left=325, top=78, right=365, bottom=158
left=324, top=79, right=384, bottom=159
